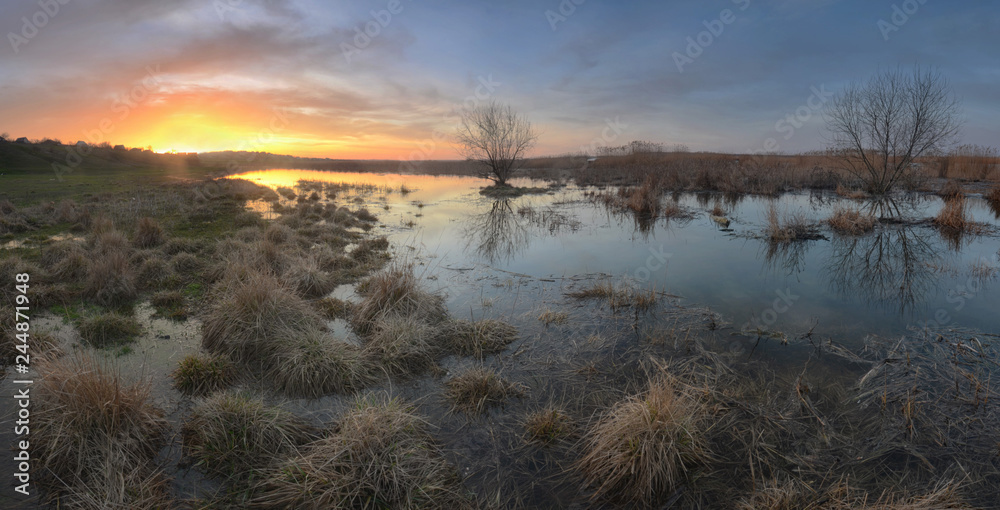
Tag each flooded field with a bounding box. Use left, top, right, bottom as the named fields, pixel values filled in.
left=236, top=169, right=1000, bottom=343
left=3, top=168, right=1000, bottom=508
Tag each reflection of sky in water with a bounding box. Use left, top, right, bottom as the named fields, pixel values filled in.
left=233, top=169, right=1000, bottom=347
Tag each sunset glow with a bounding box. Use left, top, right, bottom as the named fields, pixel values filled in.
left=1, top=1, right=997, bottom=159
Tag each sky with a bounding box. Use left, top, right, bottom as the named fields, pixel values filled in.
left=0, top=0, right=997, bottom=160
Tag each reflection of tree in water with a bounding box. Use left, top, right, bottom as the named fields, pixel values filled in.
left=825, top=224, right=942, bottom=315
left=463, top=199, right=530, bottom=264
left=760, top=239, right=811, bottom=277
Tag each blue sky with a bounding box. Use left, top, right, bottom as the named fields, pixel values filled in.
left=0, top=0, right=996, bottom=158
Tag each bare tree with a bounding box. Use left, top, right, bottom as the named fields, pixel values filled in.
left=456, top=100, right=538, bottom=186
left=825, top=67, right=962, bottom=194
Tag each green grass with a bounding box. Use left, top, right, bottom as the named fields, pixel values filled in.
left=0, top=140, right=218, bottom=206
left=171, top=353, right=237, bottom=396
left=78, top=311, right=142, bottom=347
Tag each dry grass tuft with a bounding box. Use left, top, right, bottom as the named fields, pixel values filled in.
left=364, top=315, right=440, bottom=375
left=938, top=180, right=965, bottom=200
left=133, top=216, right=165, bottom=248
left=985, top=184, right=1000, bottom=218
left=85, top=249, right=137, bottom=307
left=201, top=271, right=323, bottom=363
left=250, top=394, right=469, bottom=509
left=524, top=407, right=574, bottom=444
left=934, top=195, right=970, bottom=232
left=446, top=367, right=525, bottom=414
left=568, top=281, right=659, bottom=312
left=171, top=352, right=237, bottom=396
left=182, top=391, right=319, bottom=481
left=765, top=204, right=819, bottom=242
left=828, top=206, right=877, bottom=235
left=283, top=256, right=336, bottom=298
left=267, top=331, right=374, bottom=397
left=315, top=296, right=352, bottom=319
left=352, top=265, right=446, bottom=334
left=442, top=318, right=518, bottom=358
left=33, top=354, right=171, bottom=507
left=578, top=373, right=711, bottom=506
left=538, top=309, right=569, bottom=325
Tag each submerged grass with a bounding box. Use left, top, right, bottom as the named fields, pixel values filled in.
left=446, top=367, right=525, bottom=414
left=442, top=318, right=518, bottom=358
left=568, top=280, right=658, bottom=312
left=524, top=406, right=574, bottom=444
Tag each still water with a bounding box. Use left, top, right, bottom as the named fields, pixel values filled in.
left=235, top=169, right=1000, bottom=347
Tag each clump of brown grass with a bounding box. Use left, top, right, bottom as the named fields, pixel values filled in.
left=268, top=331, right=374, bottom=397
left=283, top=256, right=336, bottom=298
left=524, top=406, right=574, bottom=444
left=828, top=206, right=877, bottom=235
left=352, top=264, right=446, bottom=334
left=182, top=391, right=319, bottom=481
left=985, top=184, right=1000, bottom=218
left=315, top=296, right=352, bottom=319
left=446, top=367, right=525, bottom=414
left=77, top=311, right=142, bottom=347
left=171, top=352, right=237, bottom=396
left=934, top=195, right=969, bottom=232
left=47, top=243, right=89, bottom=281
left=85, top=249, right=137, bottom=307
left=33, top=354, right=171, bottom=507
left=133, top=217, right=165, bottom=248
left=938, top=180, right=965, bottom=200
left=201, top=271, right=323, bottom=362
left=355, top=207, right=378, bottom=222
left=765, top=204, right=818, bottom=242
left=263, top=223, right=293, bottom=245
left=578, top=373, right=711, bottom=506
left=568, top=281, right=658, bottom=312
left=538, top=309, right=569, bottom=325
left=136, top=256, right=171, bottom=290
left=442, top=318, right=518, bottom=358
left=350, top=236, right=391, bottom=262
left=250, top=394, right=468, bottom=508
left=364, top=315, right=440, bottom=375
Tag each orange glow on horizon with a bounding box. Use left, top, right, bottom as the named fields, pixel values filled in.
left=23, top=87, right=465, bottom=161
